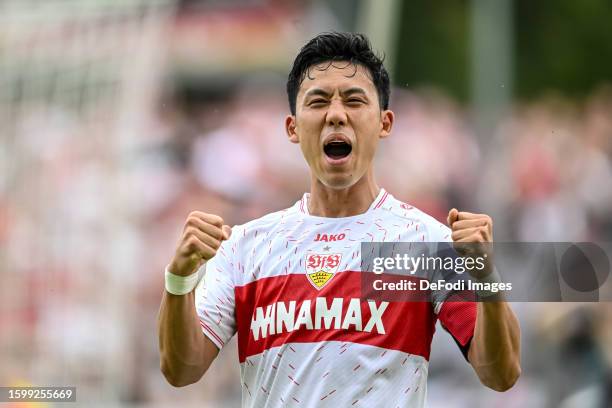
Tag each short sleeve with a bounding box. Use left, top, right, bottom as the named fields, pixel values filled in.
left=437, top=298, right=477, bottom=359
left=195, top=240, right=237, bottom=349
left=429, top=222, right=477, bottom=360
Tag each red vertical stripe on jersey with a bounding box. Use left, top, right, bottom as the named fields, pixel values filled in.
left=373, top=190, right=389, bottom=209
left=200, top=320, right=225, bottom=347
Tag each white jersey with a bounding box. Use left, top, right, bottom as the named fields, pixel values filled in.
left=196, top=189, right=476, bottom=407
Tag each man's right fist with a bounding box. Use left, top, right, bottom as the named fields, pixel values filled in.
left=168, top=211, right=232, bottom=277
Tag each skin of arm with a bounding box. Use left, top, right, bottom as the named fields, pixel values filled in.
left=158, top=212, right=231, bottom=387
left=448, top=208, right=521, bottom=391
left=468, top=301, right=521, bottom=391
left=158, top=290, right=220, bottom=387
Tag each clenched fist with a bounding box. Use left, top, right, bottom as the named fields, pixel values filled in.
left=168, top=211, right=232, bottom=277
left=447, top=208, right=493, bottom=278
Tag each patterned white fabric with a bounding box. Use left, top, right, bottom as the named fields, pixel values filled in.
left=196, top=189, right=476, bottom=407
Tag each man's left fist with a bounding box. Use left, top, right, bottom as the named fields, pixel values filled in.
left=446, top=208, right=493, bottom=243
left=447, top=208, right=494, bottom=277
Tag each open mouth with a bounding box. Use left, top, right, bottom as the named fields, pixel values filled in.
left=323, top=140, right=352, bottom=160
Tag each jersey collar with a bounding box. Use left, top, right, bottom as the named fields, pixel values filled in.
left=298, top=188, right=389, bottom=217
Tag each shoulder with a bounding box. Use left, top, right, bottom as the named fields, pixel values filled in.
left=237, top=207, right=298, bottom=233
left=228, top=200, right=302, bottom=243
left=382, top=193, right=452, bottom=242
left=211, top=203, right=300, bottom=270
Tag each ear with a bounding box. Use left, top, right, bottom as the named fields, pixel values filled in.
left=379, top=110, right=394, bottom=139
left=285, top=115, right=299, bottom=144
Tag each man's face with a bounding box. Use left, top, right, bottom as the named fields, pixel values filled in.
left=285, top=61, right=394, bottom=189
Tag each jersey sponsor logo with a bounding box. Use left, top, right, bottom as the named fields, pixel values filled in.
left=250, top=297, right=389, bottom=340
left=306, top=253, right=341, bottom=289
left=314, top=233, right=346, bottom=242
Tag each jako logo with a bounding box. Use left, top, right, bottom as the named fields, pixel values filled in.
left=314, top=233, right=346, bottom=242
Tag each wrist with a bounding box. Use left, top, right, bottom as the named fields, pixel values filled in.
left=472, top=267, right=503, bottom=299
left=164, top=263, right=206, bottom=295
left=167, top=259, right=197, bottom=277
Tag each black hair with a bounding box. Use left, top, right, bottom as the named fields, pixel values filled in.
left=286, top=32, right=390, bottom=115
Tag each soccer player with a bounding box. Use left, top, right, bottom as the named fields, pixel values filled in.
left=158, top=32, right=520, bottom=407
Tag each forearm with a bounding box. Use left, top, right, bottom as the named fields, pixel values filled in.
left=468, top=301, right=521, bottom=391
left=158, top=290, right=215, bottom=386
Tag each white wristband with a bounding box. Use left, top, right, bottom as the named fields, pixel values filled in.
left=165, top=263, right=206, bottom=295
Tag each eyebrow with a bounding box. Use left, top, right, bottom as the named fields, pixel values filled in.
left=303, top=88, right=332, bottom=99
left=303, top=87, right=368, bottom=99
left=340, top=87, right=367, bottom=97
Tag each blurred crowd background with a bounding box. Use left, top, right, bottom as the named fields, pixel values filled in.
left=1, top=0, right=611, bottom=407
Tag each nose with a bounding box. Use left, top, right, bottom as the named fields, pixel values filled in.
left=325, top=99, right=347, bottom=128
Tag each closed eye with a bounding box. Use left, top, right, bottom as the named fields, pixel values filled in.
left=346, top=98, right=365, bottom=105
left=309, top=99, right=328, bottom=107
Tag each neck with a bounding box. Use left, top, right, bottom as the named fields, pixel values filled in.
left=308, top=172, right=380, bottom=217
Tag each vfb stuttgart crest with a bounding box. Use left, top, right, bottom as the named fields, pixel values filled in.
left=306, top=253, right=342, bottom=290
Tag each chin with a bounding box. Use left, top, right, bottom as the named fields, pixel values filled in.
left=319, top=174, right=357, bottom=190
